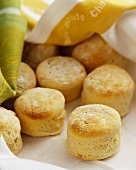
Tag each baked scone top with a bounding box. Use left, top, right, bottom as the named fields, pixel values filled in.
left=14, top=87, right=65, bottom=119
left=37, top=56, right=87, bottom=86
left=84, top=64, right=135, bottom=96
left=17, top=62, right=36, bottom=96
left=0, top=107, right=20, bottom=130
left=68, top=104, right=121, bottom=137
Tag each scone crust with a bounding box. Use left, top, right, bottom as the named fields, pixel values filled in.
left=83, top=64, right=135, bottom=96
left=36, top=56, right=87, bottom=102
left=36, top=56, right=86, bottom=88
left=17, top=62, right=36, bottom=96
left=14, top=87, right=65, bottom=119
left=72, top=34, right=126, bottom=72
left=0, top=107, right=22, bottom=155
left=82, top=64, right=135, bottom=117
left=67, top=104, right=121, bottom=160
left=14, top=87, right=66, bottom=136
left=23, top=43, right=59, bottom=70
left=68, top=104, right=121, bottom=137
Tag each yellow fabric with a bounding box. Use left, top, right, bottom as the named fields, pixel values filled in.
left=46, top=0, right=136, bottom=45
left=22, top=0, right=136, bottom=45
left=21, top=0, right=48, bottom=28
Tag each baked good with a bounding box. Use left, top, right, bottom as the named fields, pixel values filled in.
left=14, top=87, right=66, bottom=137
left=23, top=42, right=59, bottom=70
left=82, top=64, right=135, bottom=117
left=0, top=107, right=23, bottom=155
left=36, top=56, right=87, bottom=102
left=16, top=62, right=37, bottom=96
left=67, top=104, right=121, bottom=160
left=72, top=34, right=127, bottom=72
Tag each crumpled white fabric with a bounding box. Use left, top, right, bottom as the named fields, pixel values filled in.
left=102, top=9, right=136, bottom=62
left=0, top=135, right=67, bottom=170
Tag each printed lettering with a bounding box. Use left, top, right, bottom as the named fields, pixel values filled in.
left=90, top=0, right=108, bottom=17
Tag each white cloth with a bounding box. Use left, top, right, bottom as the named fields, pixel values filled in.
left=102, top=9, right=136, bottom=62
left=0, top=135, right=67, bottom=170
left=0, top=60, right=136, bottom=170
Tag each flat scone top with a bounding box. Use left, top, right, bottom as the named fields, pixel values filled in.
left=68, top=104, right=121, bottom=137
left=84, top=64, right=135, bottom=95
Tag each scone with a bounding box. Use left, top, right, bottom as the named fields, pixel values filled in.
left=67, top=104, right=121, bottom=160
left=72, top=34, right=127, bottom=72
left=14, top=87, right=66, bottom=137
left=1, top=62, right=37, bottom=110
left=82, top=64, right=135, bottom=117
left=23, top=42, right=59, bottom=70
left=36, top=56, right=87, bottom=102
left=0, top=107, right=23, bottom=155
left=16, top=62, right=37, bottom=96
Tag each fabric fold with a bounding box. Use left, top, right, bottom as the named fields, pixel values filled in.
left=0, top=0, right=27, bottom=103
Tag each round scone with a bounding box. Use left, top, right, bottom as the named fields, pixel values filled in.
left=23, top=42, right=59, bottom=70
left=67, top=104, right=121, bottom=160
left=16, top=62, right=37, bottom=96
left=36, top=56, right=87, bottom=102
left=72, top=34, right=127, bottom=72
left=14, top=87, right=66, bottom=137
left=0, top=107, right=23, bottom=155
left=82, top=64, right=135, bottom=117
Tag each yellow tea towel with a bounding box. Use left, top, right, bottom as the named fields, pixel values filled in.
left=25, top=0, right=136, bottom=61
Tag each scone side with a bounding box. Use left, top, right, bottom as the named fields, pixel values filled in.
left=15, top=109, right=66, bottom=137
left=67, top=128, right=121, bottom=160
left=0, top=108, right=23, bottom=155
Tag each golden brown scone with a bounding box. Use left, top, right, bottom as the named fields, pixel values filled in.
left=0, top=107, right=23, bottom=155
left=14, top=87, right=66, bottom=137
left=23, top=42, right=59, bottom=70
left=82, top=64, right=135, bottom=117
left=16, top=62, right=37, bottom=97
left=71, top=34, right=127, bottom=72
left=36, top=56, right=87, bottom=102
left=67, top=104, right=121, bottom=160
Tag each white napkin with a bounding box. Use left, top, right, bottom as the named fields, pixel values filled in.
left=0, top=135, right=67, bottom=170
left=102, top=9, right=136, bottom=62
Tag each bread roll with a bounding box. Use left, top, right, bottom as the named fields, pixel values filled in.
left=14, top=87, right=66, bottom=137
left=72, top=34, right=127, bottom=72
left=36, top=56, right=87, bottom=102
left=67, top=104, right=121, bottom=160
left=82, top=64, right=135, bottom=117
left=0, top=107, right=23, bottom=155
left=23, top=42, right=59, bottom=70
